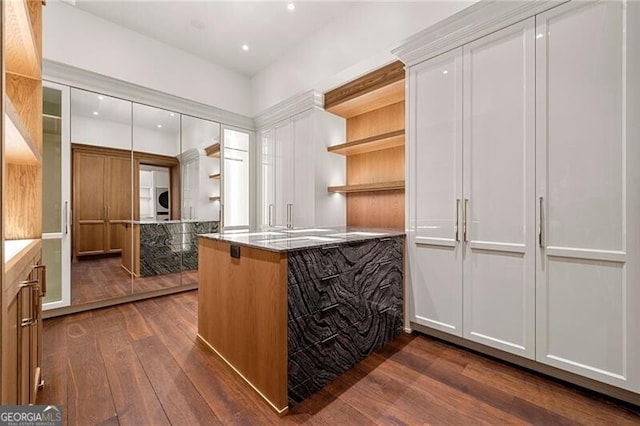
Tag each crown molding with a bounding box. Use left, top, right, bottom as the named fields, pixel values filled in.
left=392, top=0, right=568, bottom=67
left=254, top=90, right=324, bottom=129
left=43, top=59, right=255, bottom=130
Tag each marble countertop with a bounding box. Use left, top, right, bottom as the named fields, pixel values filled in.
left=124, top=219, right=218, bottom=224
left=198, top=227, right=405, bottom=252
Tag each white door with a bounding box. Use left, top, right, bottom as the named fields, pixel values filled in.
left=536, top=0, right=640, bottom=391
left=462, top=19, right=536, bottom=358
left=42, top=81, right=71, bottom=310
left=292, top=112, right=313, bottom=228
left=274, top=121, right=293, bottom=227
left=260, top=128, right=275, bottom=227
left=409, top=48, right=464, bottom=336
left=222, top=127, right=250, bottom=229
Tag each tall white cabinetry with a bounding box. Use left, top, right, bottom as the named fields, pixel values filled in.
left=258, top=95, right=345, bottom=229
left=398, top=0, right=639, bottom=396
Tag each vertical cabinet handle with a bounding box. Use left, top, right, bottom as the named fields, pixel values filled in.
left=538, top=196, right=544, bottom=248
left=104, top=206, right=107, bottom=222
left=19, top=280, right=38, bottom=327
left=463, top=199, right=470, bottom=243
left=287, top=204, right=293, bottom=229
left=268, top=204, right=274, bottom=227
left=63, top=201, right=69, bottom=235
left=455, top=199, right=461, bottom=242
left=34, top=264, right=47, bottom=297
left=220, top=203, right=224, bottom=228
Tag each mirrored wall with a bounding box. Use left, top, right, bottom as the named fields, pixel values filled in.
left=42, top=84, right=251, bottom=310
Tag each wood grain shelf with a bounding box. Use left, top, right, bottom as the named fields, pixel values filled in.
left=209, top=173, right=221, bottom=179
left=209, top=196, right=221, bottom=201
left=205, top=143, right=220, bottom=158
left=5, top=0, right=41, bottom=79
left=328, top=129, right=405, bottom=156
left=328, top=181, right=405, bottom=193
left=325, top=61, right=405, bottom=119
left=4, top=96, right=41, bottom=164
left=4, top=239, right=40, bottom=286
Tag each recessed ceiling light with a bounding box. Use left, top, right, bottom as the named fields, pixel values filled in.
left=442, top=70, right=449, bottom=75
left=170, top=112, right=175, bottom=117
left=92, top=111, right=99, bottom=116
left=242, top=44, right=249, bottom=51
left=157, top=124, right=162, bottom=128
left=287, top=3, right=295, bottom=11
left=97, top=95, right=104, bottom=100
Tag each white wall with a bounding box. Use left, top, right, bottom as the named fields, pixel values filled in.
left=251, top=1, right=474, bottom=115
left=43, top=1, right=253, bottom=117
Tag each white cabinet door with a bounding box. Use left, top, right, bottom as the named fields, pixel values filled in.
left=409, top=48, right=464, bottom=336
left=536, top=0, right=640, bottom=391
left=292, top=112, right=313, bottom=228
left=260, top=129, right=275, bottom=227
left=274, top=121, right=293, bottom=227
left=462, top=18, right=536, bottom=358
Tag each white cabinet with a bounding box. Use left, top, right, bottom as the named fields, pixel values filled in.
left=409, top=19, right=536, bottom=358
left=535, top=0, right=640, bottom=391
left=222, top=128, right=250, bottom=229
left=258, top=108, right=345, bottom=229
left=181, top=149, right=219, bottom=221
left=404, top=0, right=640, bottom=393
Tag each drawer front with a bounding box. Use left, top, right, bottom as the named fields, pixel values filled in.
left=288, top=272, right=359, bottom=319
left=288, top=237, right=403, bottom=286
left=358, top=258, right=403, bottom=312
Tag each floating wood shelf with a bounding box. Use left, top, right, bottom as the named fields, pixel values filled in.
left=209, top=173, right=221, bottom=179
left=325, top=61, right=405, bottom=119
left=328, top=129, right=405, bottom=156
left=205, top=143, right=220, bottom=158
left=5, top=0, right=41, bottom=79
left=209, top=196, right=221, bottom=201
left=4, top=96, right=41, bottom=164
left=328, top=181, right=405, bottom=194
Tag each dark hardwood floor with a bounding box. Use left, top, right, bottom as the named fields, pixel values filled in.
left=71, top=256, right=197, bottom=305
left=38, top=290, right=640, bottom=425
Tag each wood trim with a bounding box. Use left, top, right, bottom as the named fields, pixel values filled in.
left=4, top=96, right=41, bottom=164
left=198, top=238, right=288, bottom=413
left=4, top=0, right=41, bottom=80
left=72, top=143, right=131, bottom=159
left=328, top=129, right=404, bottom=156
left=328, top=181, right=405, bottom=193
left=204, top=143, right=220, bottom=157
left=4, top=240, right=41, bottom=297
left=209, top=173, right=220, bottom=179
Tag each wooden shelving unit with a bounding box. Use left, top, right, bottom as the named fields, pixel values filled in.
left=209, top=173, right=221, bottom=179
left=328, top=129, right=405, bottom=156
left=325, top=61, right=406, bottom=229
left=4, top=96, right=41, bottom=164
left=205, top=143, right=220, bottom=158
left=328, top=181, right=405, bottom=193
left=4, top=0, right=41, bottom=79
left=209, top=196, right=221, bottom=202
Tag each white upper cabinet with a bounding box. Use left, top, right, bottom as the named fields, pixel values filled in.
left=409, top=48, right=463, bottom=336
left=535, top=0, right=639, bottom=391
left=461, top=18, right=536, bottom=358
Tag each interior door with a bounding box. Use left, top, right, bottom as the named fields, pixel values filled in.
left=462, top=18, right=536, bottom=358
left=106, top=155, right=132, bottom=253
left=535, top=0, right=639, bottom=391
left=73, top=151, right=107, bottom=256
left=409, top=48, right=463, bottom=336
left=42, top=81, right=71, bottom=309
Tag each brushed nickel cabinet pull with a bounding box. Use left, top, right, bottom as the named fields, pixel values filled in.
left=287, top=204, right=293, bottom=229
left=320, top=273, right=339, bottom=281
left=455, top=199, right=461, bottom=242
left=63, top=201, right=69, bottom=234
left=463, top=199, right=470, bottom=243
left=34, top=264, right=47, bottom=297
left=268, top=204, right=274, bottom=227
left=539, top=196, right=545, bottom=248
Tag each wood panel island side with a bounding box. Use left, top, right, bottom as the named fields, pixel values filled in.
left=197, top=229, right=404, bottom=414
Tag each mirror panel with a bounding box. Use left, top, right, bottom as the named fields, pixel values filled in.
left=70, top=88, right=133, bottom=305
left=222, top=128, right=250, bottom=229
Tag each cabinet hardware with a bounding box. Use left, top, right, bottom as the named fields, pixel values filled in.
left=287, top=204, right=293, bottom=229
left=380, top=237, right=394, bottom=242
left=320, top=273, right=339, bottom=281
left=107, top=206, right=110, bottom=221
left=104, top=205, right=107, bottom=222
left=220, top=203, right=224, bottom=228
left=455, top=199, right=461, bottom=241
left=538, top=196, right=545, bottom=248
left=63, top=201, right=69, bottom=234
left=380, top=283, right=392, bottom=290
left=19, top=280, right=38, bottom=327
left=225, top=157, right=243, bottom=162
left=321, top=333, right=339, bottom=344
left=34, top=264, right=46, bottom=297
left=463, top=199, right=470, bottom=242
left=268, top=204, right=274, bottom=227
left=320, top=245, right=340, bottom=251
left=378, top=260, right=394, bottom=266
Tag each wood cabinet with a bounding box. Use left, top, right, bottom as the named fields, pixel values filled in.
left=324, top=61, right=406, bottom=229
left=73, top=145, right=132, bottom=257
left=399, top=0, right=640, bottom=398
left=2, top=0, right=44, bottom=404
left=258, top=106, right=345, bottom=229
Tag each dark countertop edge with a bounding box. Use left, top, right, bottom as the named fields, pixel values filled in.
left=198, top=229, right=406, bottom=253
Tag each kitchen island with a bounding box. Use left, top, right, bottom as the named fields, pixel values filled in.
left=197, top=228, right=404, bottom=414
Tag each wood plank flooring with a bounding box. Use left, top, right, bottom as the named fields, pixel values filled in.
left=71, top=256, right=196, bottom=306
left=38, top=290, right=640, bottom=425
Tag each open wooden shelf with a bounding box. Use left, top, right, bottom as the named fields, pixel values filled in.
left=4, top=96, right=41, bottom=164
left=209, top=173, right=221, bottom=179
left=5, top=0, right=41, bottom=79
left=205, top=143, right=220, bottom=158
left=325, top=61, right=405, bottom=119
left=328, top=181, right=405, bottom=194
left=328, top=129, right=405, bottom=156
left=209, top=196, right=221, bottom=201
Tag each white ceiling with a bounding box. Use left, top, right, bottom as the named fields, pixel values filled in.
left=71, top=1, right=357, bottom=77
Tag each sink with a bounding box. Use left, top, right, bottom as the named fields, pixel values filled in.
left=284, top=228, right=331, bottom=233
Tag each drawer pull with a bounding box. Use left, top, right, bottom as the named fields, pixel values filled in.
left=321, top=333, right=339, bottom=344
left=379, top=283, right=391, bottom=290
left=380, top=306, right=394, bottom=314
left=320, top=274, right=339, bottom=281
left=321, top=303, right=340, bottom=312
left=320, top=245, right=340, bottom=251
left=380, top=237, right=394, bottom=242
left=378, top=260, right=394, bottom=266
